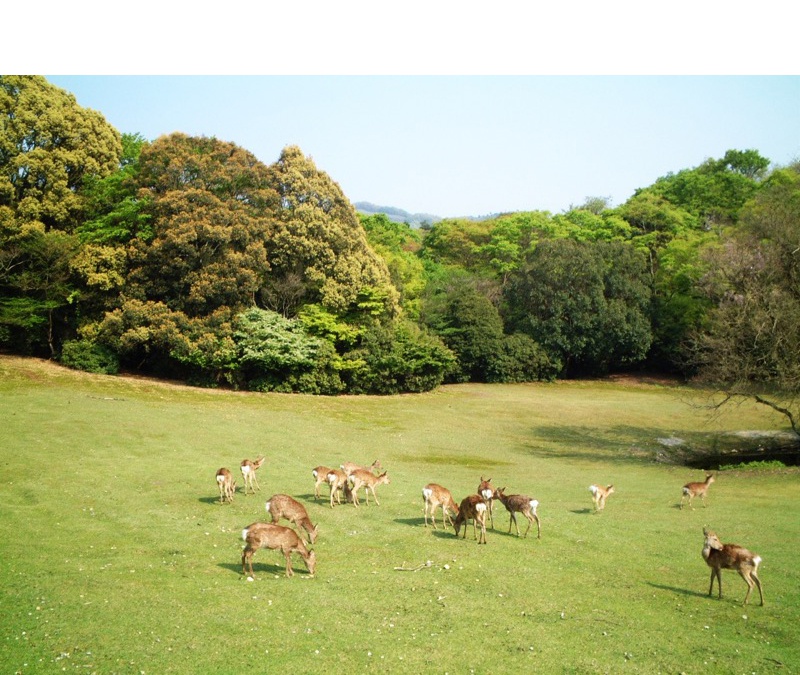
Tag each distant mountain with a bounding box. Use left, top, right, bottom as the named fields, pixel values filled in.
left=354, top=202, right=441, bottom=228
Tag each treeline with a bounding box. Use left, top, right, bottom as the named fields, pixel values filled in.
left=2, top=76, right=799, bottom=402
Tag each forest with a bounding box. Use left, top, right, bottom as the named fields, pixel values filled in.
left=1, top=76, right=798, bottom=427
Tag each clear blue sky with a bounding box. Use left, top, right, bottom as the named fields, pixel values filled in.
left=47, top=76, right=800, bottom=218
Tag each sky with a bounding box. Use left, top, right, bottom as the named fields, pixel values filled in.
left=46, top=75, right=800, bottom=218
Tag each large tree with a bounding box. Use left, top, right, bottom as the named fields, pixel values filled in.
left=688, top=165, right=800, bottom=434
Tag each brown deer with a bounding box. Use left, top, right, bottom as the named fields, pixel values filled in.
left=241, top=522, right=316, bottom=579
left=240, top=456, right=265, bottom=495
left=477, top=477, right=495, bottom=529
left=312, top=465, right=334, bottom=501
left=326, top=468, right=350, bottom=508
left=349, top=470, right=390, bottom=506
left=494, top=487, right=541, bottom=538
left=589, top=484, right=615, bottom=512
left=681, top=474, right=715, bottom=510
left=265, top=494, right=319, bottom=544
left=340, top=459, right=382, bottom=477
left=215, top=468, right=236, bottom=504
left=453, top=494, right=488, bottom=544
left=422, top=483, right=459, bottom=529
left=701, top=527, right=764, bottom=606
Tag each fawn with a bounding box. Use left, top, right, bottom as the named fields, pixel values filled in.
left=453, top=494, right=488, bottom=544
left=589, top=484, right=615, bottom=512
left=349, top=470, right=390, bottom=506
left=240, top=456, right=265, bottom=495
left=681, top=474, right=715, bottom=510
left=477, top=476, right=495, bottom=529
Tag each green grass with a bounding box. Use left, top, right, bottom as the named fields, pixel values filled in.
left=1, top=356, right=799, bottom=673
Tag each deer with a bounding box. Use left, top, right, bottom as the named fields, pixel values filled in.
left=265, top=494, right=319, bottom=544
left=215, top=468, right=236, bottom=504
left=241, top=522, right=316, bottom=579
left=681, top=474, right=715, bottom=510
left=349, top=469, right=390, bottom=506
left=240, top=456, right=265, bottom=495
left=477, top=476, right=495, bottom=529
left=589, top=484, right=615, bottom=512
left=326, top=468, right=350, bottom=508
left=340, top=459, right=382, bottom=476
left=494, top=487, right=541, bottom=538
left=701, top=527, right=764, bottom=606
left=422, top=483, right=459, bottom=529
left=312, top=465, right=334, bottom=501
left=453, top=494, right=488, bottom=544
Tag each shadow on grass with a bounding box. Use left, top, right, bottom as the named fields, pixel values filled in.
left=199, top=496, right=225, bottom=505
left=394, top=517, right=426, bottom=528
left=647, top=582, right=707, bottom=599
left=570, top=508, right=595, bottom=515
left=219, top=560, right=312, bottom=578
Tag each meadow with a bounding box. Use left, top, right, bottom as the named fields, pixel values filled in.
left=1, top=355, right=798, bottom=674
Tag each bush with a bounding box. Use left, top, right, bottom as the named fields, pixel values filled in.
left=60, top=339, right=120, bottom=374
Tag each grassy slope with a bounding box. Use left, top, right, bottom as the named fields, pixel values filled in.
left=1, top=356, right=798, bottom=674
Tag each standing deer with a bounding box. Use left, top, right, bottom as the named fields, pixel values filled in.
left=326, top=469, right=350, bottom=508
left=265, top=494, right=319, bottom=544
left=589, top=484, right=615, bottom=512
left=681, top=474, right=715, bottom=510
left=340, top=459, right=382, bottom=476
left=701, top=527, right=764, bottom=606
left=422, top=483, right=459, bottom=529
left=478, top=477, right=495, bottom=529
left=453, top=494, right=488, bottom=544
left=312, top=465, right=334, bottom=501
left=215, top=468, right=236, bottom=504
left=241, top=522, right=316, bottom=579
left=349, top=470, right=390, bottom=506
left=240, top=456, right=265, bottom=495
left=494, top=487, right=541, bottom=538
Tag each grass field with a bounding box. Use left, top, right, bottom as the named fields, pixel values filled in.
left=1, top=355, right=798, bottom=674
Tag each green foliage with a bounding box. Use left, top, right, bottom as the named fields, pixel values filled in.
left=718, top=459, right=787, bottom=471
left=59, top=338, right=120, bottom=374
left=343, top=320, right=455, bottom=394
left=506, top=239, right=652, bottom=376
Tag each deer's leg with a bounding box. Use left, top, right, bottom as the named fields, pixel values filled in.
left=283, top=548, right=294, bottom=578
left=372, top=488, right=380, bottom=506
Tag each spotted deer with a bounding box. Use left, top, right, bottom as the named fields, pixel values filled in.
left=265, top=494, right=319, bottom=544
left=349, top=470, right=390, bottom=506
left=453, top=494, right=488, bottom=544
left=240, top=456, right=265, bottom=495
left=494, top=487, right=541, bottom=538
left=326, top=469, right=350, bottom=508
left=215, top=468, right=236, bottom=504
left=681, top=474, right=715, bottom=510
left=702, top=527, right=763, bottom=606
left=241, top=522, right=316, bottom=579
left=422, top=483, right=459, bottom=529
left=589, top=484, right=615, bottom=512
left=340, top=459, right=382, bottom=477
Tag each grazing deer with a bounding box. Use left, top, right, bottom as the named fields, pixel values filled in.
left=494, top=487, right=541, bottom=538
left=312, top=465, right=334, bottom=501
left=681, top=474, right=715, bottom=510
left=265, top=494, right=319, bottom=544
left=349, top=470, right=390, bottom=506
left=241, top=522, right=316, bottom=579
left=453, top=494, right=488, bottom=544
left=589, top=484, right=615, bottom=512
left=422, top=483, right=459, bottom=529
left=340, top=459, right=382, bottom=476
left=701, top=527, right=763, bottom=606
left=215, top=468, right=236, bottom=504
left=240, top=456, right=265, bottom=495
left=326, top=469, right=350, bottom=508
left=477, top=476, right=495, bottom=529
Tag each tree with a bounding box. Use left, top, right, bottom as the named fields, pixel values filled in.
left=266, top=146, right=398, bottom=318
left=0, top=76, right=121, bottom=232
left=688, top=166, right=800, bottom=434
left=505, top=238, right=652, bottom=376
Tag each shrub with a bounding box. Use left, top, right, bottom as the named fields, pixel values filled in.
left=60, top=339, right=120, bottom=374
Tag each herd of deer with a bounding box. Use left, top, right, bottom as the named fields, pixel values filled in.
left=215, top=459, right=764, bottom=606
